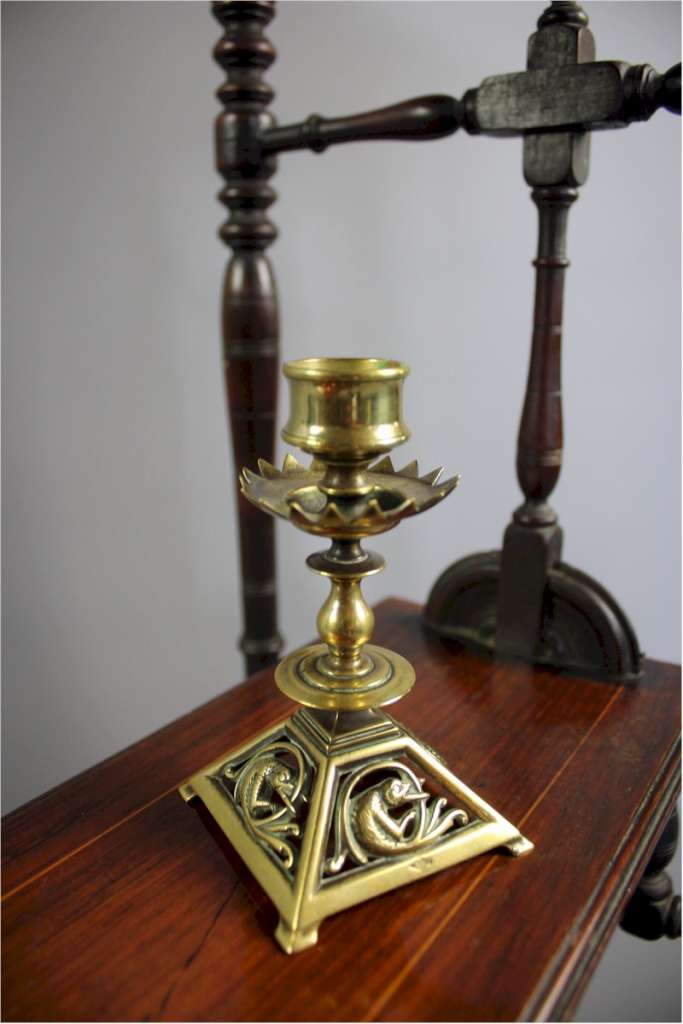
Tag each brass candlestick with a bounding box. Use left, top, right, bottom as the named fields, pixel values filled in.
left=180, top=358, right=532, bottom=953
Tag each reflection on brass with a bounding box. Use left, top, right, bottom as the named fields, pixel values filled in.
left=181, top=357, right=532, bottom=953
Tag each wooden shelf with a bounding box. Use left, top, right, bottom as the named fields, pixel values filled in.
left=2, top=599, right=680, bottom=1021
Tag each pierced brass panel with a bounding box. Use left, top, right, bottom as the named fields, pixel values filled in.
left=182, top=710, right=532, bottom=953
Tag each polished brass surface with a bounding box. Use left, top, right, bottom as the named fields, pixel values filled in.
left=325, top=758, right=469, bottom=872
left=241, top=455, right=459, bottom=539
left=181, top=709, right=533, bottom=954
left=282, top=357, right=410, bottom=463
left=182, top=356, right=532, bottom=952
left=316, top=572, right=374, bottom=675
left=275, top=643, right=415, bottom=711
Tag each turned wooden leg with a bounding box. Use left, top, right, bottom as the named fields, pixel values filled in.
left=621, top=809, right=681, bottom=941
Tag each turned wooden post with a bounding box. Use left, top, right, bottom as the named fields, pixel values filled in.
left=495, top=186, right=577, bottom=657
left=213, top=0, right=283, bottom=675
left=496, top=1, right=593, bottom=659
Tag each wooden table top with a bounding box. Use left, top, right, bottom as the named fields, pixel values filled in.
left=2, top=598, right=680, bottom=1022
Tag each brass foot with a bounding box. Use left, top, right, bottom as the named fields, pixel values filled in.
left=179, top=781, right=195, bottom=802
left=275, top=919, right=319, bottom=954
left=504, top=835, right=534, bottom=857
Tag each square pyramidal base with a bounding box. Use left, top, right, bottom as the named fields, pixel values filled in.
left=180, top=707, right=532, bottom=953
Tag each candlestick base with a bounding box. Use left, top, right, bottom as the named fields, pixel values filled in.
left=180, top=707, right=532, bottom=953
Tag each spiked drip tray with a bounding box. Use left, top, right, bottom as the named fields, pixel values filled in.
left=240, top=455, right=460, bottom=537
left=180, top=708, right=533, bottom=953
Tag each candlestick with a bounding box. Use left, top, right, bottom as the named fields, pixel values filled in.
left=181, top=358, right=531, bottom=953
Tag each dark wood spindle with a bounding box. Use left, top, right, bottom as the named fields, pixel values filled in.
left=495, top=3, right=591, bottom=659
left=496, top=185, right=578, bottom=658
left=213, top=0, right=283, bottom=675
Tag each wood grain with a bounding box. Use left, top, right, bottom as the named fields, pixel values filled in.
left=2, top=599, right=680, bottom=1022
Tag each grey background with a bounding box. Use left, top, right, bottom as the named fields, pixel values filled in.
left=2, top=1, right=680, bottom=1020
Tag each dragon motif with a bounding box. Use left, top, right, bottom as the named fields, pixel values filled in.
left=326, top=760, right=469, bottom=875
left=221, top=742, right=307, bottom=870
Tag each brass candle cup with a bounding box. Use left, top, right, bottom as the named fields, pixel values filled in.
left=282, top=357, right=410, bottom=461
left=180, top=355, right=532, bottom=954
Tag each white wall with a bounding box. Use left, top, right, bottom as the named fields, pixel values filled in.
left=6, top=0, right=679, bottom=811
left=2, top=3, right=680, bottom=1015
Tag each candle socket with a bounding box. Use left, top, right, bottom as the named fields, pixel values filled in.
left=180, top=358, right=532, bottom=952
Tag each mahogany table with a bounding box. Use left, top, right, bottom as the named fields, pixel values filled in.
left=2, top=599, right=680, bottom=1022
